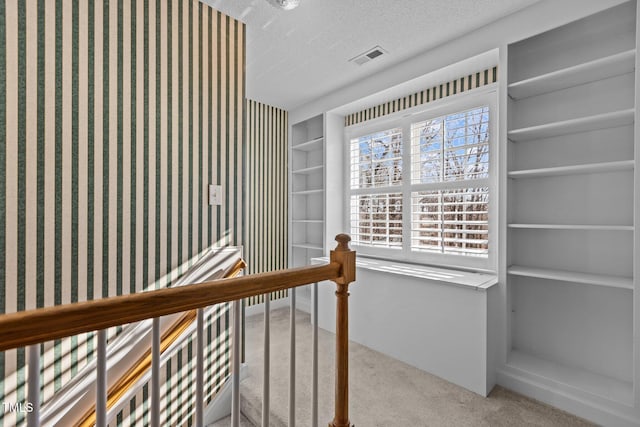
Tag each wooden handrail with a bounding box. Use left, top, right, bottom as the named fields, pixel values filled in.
left=0, top=262, right=340, bottom=351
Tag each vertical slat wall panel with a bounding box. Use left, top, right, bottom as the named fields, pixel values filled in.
left=0, top=1, right=245, bottom=425
left=245, top=99, right=289, bottom=306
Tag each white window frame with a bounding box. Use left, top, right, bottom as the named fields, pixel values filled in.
left=344, top=86, right=498, bottom=272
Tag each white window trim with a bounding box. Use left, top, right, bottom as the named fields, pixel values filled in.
left=344, top=85, right=498, bottom=273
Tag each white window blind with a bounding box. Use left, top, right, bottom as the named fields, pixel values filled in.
left=350, top=128, right=403, bottom=189
left=346, top=94, right=494, bottom=269
left=411, top=187, right=489, bottom=256
left=350, top=127, right=404, bottom=248
left=411, top=107, right=489, bottom=184
left=410, top=106, right=490, bottom=257
left=350, top=193, right=403, bottom=248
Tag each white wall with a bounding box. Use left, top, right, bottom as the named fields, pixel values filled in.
left=317, top=266, right=498, bottom=396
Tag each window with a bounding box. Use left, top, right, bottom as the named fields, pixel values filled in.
left=346, top=91, right=495, bottom=271
left=349, top=127, right=403, bottom=248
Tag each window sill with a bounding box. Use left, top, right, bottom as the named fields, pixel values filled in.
left=311, top=256, right=497, bottom=291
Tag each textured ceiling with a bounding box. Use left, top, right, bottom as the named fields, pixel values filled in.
left=205, top=0, right=539, bottom=110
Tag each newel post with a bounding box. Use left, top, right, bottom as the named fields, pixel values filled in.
left=329, top=234, right=356, bottom=427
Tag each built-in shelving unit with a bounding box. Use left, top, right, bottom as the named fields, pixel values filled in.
left=502, top=2, right=638, bottom=424
left=507, top=223, right=634, bottom=231
left=290, top=242, right=323, bottom=250
left=507, top=265, right=634, bottom=290
left=291, top=164, right=324, bottom=175
left=289, top=114, right=325, bottom=269
left=508, top=49, right=636, bottom=99
left=507, top=108, right=634, bottom=141
left=507, top=160, right=634, bottom=178
left=291, top=136, right=324, bottom=152
left=505, top=350, right=634, bottom=405
left=291, top=189, right=324, bottom=196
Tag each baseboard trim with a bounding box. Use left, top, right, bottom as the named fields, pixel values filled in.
left=497, top=369, right=640, bottom=427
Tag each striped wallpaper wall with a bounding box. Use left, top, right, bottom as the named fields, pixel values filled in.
left=345, top=66, right=498, bottom=126
left=0, top=0, right=245, bottom=425
left=245, top=99, right=288, bottom=305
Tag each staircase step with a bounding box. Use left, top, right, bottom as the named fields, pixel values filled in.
left=240, top=385, right=288, bottom=427
left=208, top=413, right=255, bottom=427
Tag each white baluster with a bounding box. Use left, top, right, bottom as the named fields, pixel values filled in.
left=263, top=296, right=270, bottom=427
left=231, top=300, right=241, bottom=427
left=151, top=318, right=160, bottom=426
left=96, top=330, right=107, bottom=427
left=196, top=308, right=204, bottom=427
left=27, top=344, right=40, bottom=427
left=312, top=282, right=318, bottom=427
left=289, top=288, right=296, bottom=427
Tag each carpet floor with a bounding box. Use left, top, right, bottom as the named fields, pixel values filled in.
left=218, top=307, right=593, bottom=427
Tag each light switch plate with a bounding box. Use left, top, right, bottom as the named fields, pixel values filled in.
left=209, top=184, right=222, bottom=205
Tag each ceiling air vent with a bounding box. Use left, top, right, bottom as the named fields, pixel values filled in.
left=349, top=46, right=387, bottom=66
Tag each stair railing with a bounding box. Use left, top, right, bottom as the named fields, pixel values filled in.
left=74, top=258, right=247, bottom=427
left=0, top=234, right=356, bottom=427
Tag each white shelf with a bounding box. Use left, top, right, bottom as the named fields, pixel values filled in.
left=506, top=350, right=634, bottom=405
left=292, top=165, right=324, bottom=175
left=292, top=189, right=324, bottom=195
left=291, top=242, right=324, bottom=250
left=508, top=160, right=634, bottom=178
left=292, top=136, right=323, bottom=152
left=508, top=265, right=633, bottom=290
left=290, top=115, right=325, bottom=269
left=508, top=49, right=636, bottom=99
left=504, top=5, right=638, bottom=423
left=508, top=223, right=634, bottom=231
left=508, top=109, right=635, bottom=142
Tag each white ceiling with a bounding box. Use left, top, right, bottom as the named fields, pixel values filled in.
left=205, top=0, right=539, bottom=111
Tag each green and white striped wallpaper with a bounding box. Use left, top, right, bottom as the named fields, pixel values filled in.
left=345, top=66, right=498, bottom=126
left=0, top=0, right=246, bottom=425
left=245, top=99, right=288, bottom=305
